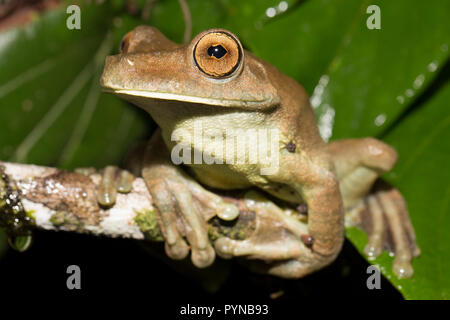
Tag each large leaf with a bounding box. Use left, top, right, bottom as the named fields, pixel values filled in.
left=242, top=0, right=364, bottom=94
left=0, top=2, right=148, bottom=168
left=384, top=82, right=450, bottom=299
left=315, top=0, right=450, bottom=140
left=347, top=82, right=450, bottom=299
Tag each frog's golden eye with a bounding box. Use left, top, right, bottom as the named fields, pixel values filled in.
left=120, top=32, right=131, bottom=53
left=193, top=31, right=242, bottom=78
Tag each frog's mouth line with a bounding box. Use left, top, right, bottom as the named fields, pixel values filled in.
left=103, top=88, right=274, bottom=108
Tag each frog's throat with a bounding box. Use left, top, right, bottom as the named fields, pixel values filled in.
left=105, top=89, right=276, bottom=108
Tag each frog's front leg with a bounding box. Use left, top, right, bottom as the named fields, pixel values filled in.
left=141, top=129, right=239, bottom=268
left=278, top=155, right=345, bottom=276
left=329, top=138, right=420, bottom=278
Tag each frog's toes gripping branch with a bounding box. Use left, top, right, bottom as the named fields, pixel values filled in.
left=214, top=191, right=334, bottom=279
left=91, top=166, right=135, bottom=207
left=142, top=164, right=242, bottom=268
left=140, top=131, right=240, bottom=268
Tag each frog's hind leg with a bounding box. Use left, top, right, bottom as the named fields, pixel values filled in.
left=78, top=141, right=146, bottom=208
left=328, top=138, right=398, bottom=208
left=96, top=166, right=135, bottom=207
left=214, top=191, right=325, bottom=279
left=329, top=138, right=420, bottom=278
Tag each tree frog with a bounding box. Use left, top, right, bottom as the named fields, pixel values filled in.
left=99, top=26, right=419, bottom=278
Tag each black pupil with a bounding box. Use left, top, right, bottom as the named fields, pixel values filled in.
left=207, top=45, right=227, bottom=59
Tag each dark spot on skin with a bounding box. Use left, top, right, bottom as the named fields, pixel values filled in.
left=301, top=234, right=314, bottom=248
left=297, top=203, right=308, bottom=215
left=286, top=141, right=296, bottom=153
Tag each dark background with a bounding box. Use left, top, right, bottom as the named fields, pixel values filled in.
left=0, top=229, right=401, bottom=310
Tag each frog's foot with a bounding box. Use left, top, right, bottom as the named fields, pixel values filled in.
left=95, top=166, right=135, bottom=207
left=143, top=170, right=217, bottom=268
left=141, top=129, right=239, bottom=268
left=214, top=191, right=324, bottom=279
left=143, top=170, right=241, bottom=268
left=347, top=182, right=420, bottom=279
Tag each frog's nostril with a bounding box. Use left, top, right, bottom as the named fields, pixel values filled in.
left=119, top=32, right=132, bottom=53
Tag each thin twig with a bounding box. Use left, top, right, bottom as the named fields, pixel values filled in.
left=178, top=0, right=192, bottom=43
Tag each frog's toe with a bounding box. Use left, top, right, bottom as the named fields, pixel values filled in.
left=214, top=238, right=235, bottom=259
left=170, top=182, right=215, bottom=267
left=116, top=169, right=134, bottom=193
left=97, top=166, right=135, bottom=207
left=363, top=194, right=385, bottom=258
left=145, top=176, right=215, bottom=267
left=350, top=183, right=419, bottom=279
left=214, top=237, right=315, bottom=279
left=191, top=244, right=215, bottom=268
left=149, top=181, right=190, bottom=260
left=393, top=252, right=414, bottom=279
left=97, top=166, right=118, bottom=207
left=214, top=237, right=304, bottom=261
left=378, top=188, right=418, bottom=278
left=165, top=238, right=189, bottom=260
left=216, top=203, right=240, bottom=221
left=184, top=178, right=239, bottom=221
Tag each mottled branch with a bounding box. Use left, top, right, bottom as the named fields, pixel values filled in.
left=0, top=161, right=256, bottom=245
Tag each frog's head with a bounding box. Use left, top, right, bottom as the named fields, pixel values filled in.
left=100, top=26, right=280, bottom=111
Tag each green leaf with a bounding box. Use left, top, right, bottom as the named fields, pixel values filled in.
left=242, top=0, right=365, bottom=94
left=0, top=2, right=149, bottom=252
left=7, top=234, right=33, bottom=252
left=386, top=83, right=450, bottom=299
left=0, top=2, right=147, bottom=169
left=316, top=0, right=450, bottom=139
left=347, top=83, right=450, bottom=299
